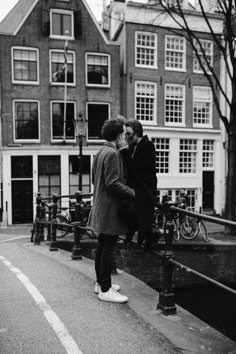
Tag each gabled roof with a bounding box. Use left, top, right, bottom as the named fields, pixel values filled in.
left=0, top=0, right=114, bottom=45
left=0, top=0, right=38, bottom=35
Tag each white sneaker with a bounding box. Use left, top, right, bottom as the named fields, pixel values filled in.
left=94, top=282, right=120, bottom=294
left=98, top=288, right=128, bottom=303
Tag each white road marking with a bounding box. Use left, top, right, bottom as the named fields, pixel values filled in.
left=0, top=236, right=29, bottom=243
left=0, top=256, right=83, bottom=354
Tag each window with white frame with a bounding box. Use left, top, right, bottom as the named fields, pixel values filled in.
left=179, top=139, right=197, bottom=173
left=50, top=9, right=74, bottom=39
left=193, top=39, right=213, bottom=73
left=50, top=50, right=75, bottom=85
left=69, top=156, right=91, bottom=194
left=14, top=100, right=39, bottom=141
left=193, top=87, right=212, bottom=126
left=165, top=84, right=185, bottom=125
left=135, top=81, right=156, bottom=123
left=38, top=156, right=61, bottom=198
left=202, top=140, right=214, bottom=168
left=152, top=138, right=170, bottom=173
left=135, top=31, right=157, bottom=68
left=86, top=53, right=110, bottom=87
left=87, top=103, right=109, bottom=140
left=12, top=47, right=39, bottom=84
left=165, top=35, right=186, bottom=71
left=51, top=101, right=75, bottom=141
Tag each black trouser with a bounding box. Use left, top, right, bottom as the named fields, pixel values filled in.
left=95, top=234, right=118, bottom=292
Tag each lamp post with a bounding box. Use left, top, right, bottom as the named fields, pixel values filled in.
left=74, top=112, right=87, bottom=191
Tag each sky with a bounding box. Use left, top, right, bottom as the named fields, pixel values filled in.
left=0, top=0, right=108, bottom=23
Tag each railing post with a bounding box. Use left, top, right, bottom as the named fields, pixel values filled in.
left=157, top=205, right=176, bottom=315
left=34, top=193, right=41, bottom=245
left=47, top=203, right=53, bottom=241
left=72, top=191, right=82, bottom=260
left=39, top=201, right=46, bottom=241
left=50, top=194, right=58, bottom=251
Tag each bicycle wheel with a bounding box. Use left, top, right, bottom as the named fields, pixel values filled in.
left=55, top=217, right=71, bottom=238
left=180, top=217, right=200, bottom=240
left=199, top=221, right=208, bottom=241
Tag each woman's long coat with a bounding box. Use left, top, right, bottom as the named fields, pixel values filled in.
left=89, top=142, right=135, bottom=235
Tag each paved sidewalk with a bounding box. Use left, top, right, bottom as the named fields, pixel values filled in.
left=0, top=223, right=236, bottom=353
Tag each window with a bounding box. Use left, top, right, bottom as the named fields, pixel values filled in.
left=176, top=188, right=196, bottom=211
left=38, top=156, right=60, bottom=198
left=86, top=53, right=110, bottom=87
left=152, top=138, right=170, bottom=173
left=165, top=35, right=186, bottom=71
left=69, top=156, right=91, bottom=194
left=87, top=103, right=109, bottom=140
left=135, top=32, right=157, bottom=68
left=193, top=39, right=213, bottom=73
left=12, top=47, right=39, bottom=84
left=193, top=87, right=212, bottom=126
left=135, top=81, right=157, bottom=124
left=50, top=50, right=75, bottom=85
left=179, top=139, right=197, bottom=173
left=165, top=84, right=185, bottom=125
left=50, top=9, right=74, bottom=39
left=14, top=100, right=39, bottom=141
left=51, top=101, right=75, bottom=141
left=202, top=140, right=214, bottom=168
left=11, top=156, right=33, bottom=178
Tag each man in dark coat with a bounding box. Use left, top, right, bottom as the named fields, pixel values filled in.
left=89, top=117, right=135, bottom=303
left=123, top=119, right=157, bottom=250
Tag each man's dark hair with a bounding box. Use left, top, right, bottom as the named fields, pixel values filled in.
left=101, top=117, right=126, bottom=141
left=126, top=119, right=143, bottom=138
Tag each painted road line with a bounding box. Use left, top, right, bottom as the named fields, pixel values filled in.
left=0, top=236, right=29, bottom=243
left=0, top=256, right=83, bottom=354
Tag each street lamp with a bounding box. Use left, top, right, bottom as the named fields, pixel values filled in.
left=74, top=112, right=87, bottom=191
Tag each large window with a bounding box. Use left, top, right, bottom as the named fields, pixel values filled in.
left=50, top=9, right=74, bottom=39
left=135, top=31, right=157, bottom=68
left=165, top=35, right=186, bottom=71
left=86, top=53, right=110, bottom=87
left=202, top=140, right=214, bottom=168
left=14, top=100, right=39, bottom=141
left=38, top=156, right=60, bottom=198
left=193, top=39, right=213, bottom=73
left=135, top=81, right=157, bottom=124
left=193, top=87, right=212, bottom=126
left=12, top=47, right=39, bottom=84
left=165, top=84, right=185, bottom=125
left=179, top=139, right=197, bottom=173
left=69, top=156, right=91, bottom=194
left=50, top=50, right=75, bottom=85
left=87, top=103, right=109, bottom=140
left=51, top=101, right=75, bottom=141
left=152, top=138, right=169, bottom=173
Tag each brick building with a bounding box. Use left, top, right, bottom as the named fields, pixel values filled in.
left=0, top=0, right=120, bottom=225
left=104, top=0, right=225, bottom=214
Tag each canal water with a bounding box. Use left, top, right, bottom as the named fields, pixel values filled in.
left=174, top=284, right=236, bottom=342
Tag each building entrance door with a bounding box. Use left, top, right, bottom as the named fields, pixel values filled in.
left=12, top=180, right=33, bottom=223
left=202, top=171, right=214, bottom=211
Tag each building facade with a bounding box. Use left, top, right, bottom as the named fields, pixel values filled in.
left=0, top=0, right=120, bottom=225
left=105, top=0, right=225, bottom=214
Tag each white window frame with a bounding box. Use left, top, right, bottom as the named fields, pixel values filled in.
left=179, top=139, right=197, bottom=174
left=193, top=86, right=212, bottom=127
left=165, top=35, right=186, bottom=71
left=12, top=47, right=39, bottom=85
left=135, top=31, right=158, bottom=69
left=49, top=49, right=76, bottom=86
left=85, top=53, right=111, bottom=88
left=202, top=140, right=214, bottom=169
left=50, top=9, right=74, bottom=40
left=152, top=138, right=170, bottom=174
left=50, top=100, right=76, bottom=142
left=13, top=99, right=40, bottom=143
left=135, top=81, right=157, bottom=125
left=86, top=102, right=110, bottom=142
left=193, top=39, right=213, bottom=74
left=165, top=84, right=185, bottom=126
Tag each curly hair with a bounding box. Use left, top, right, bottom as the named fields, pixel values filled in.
left=101, top=117, right=126, bottom=141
